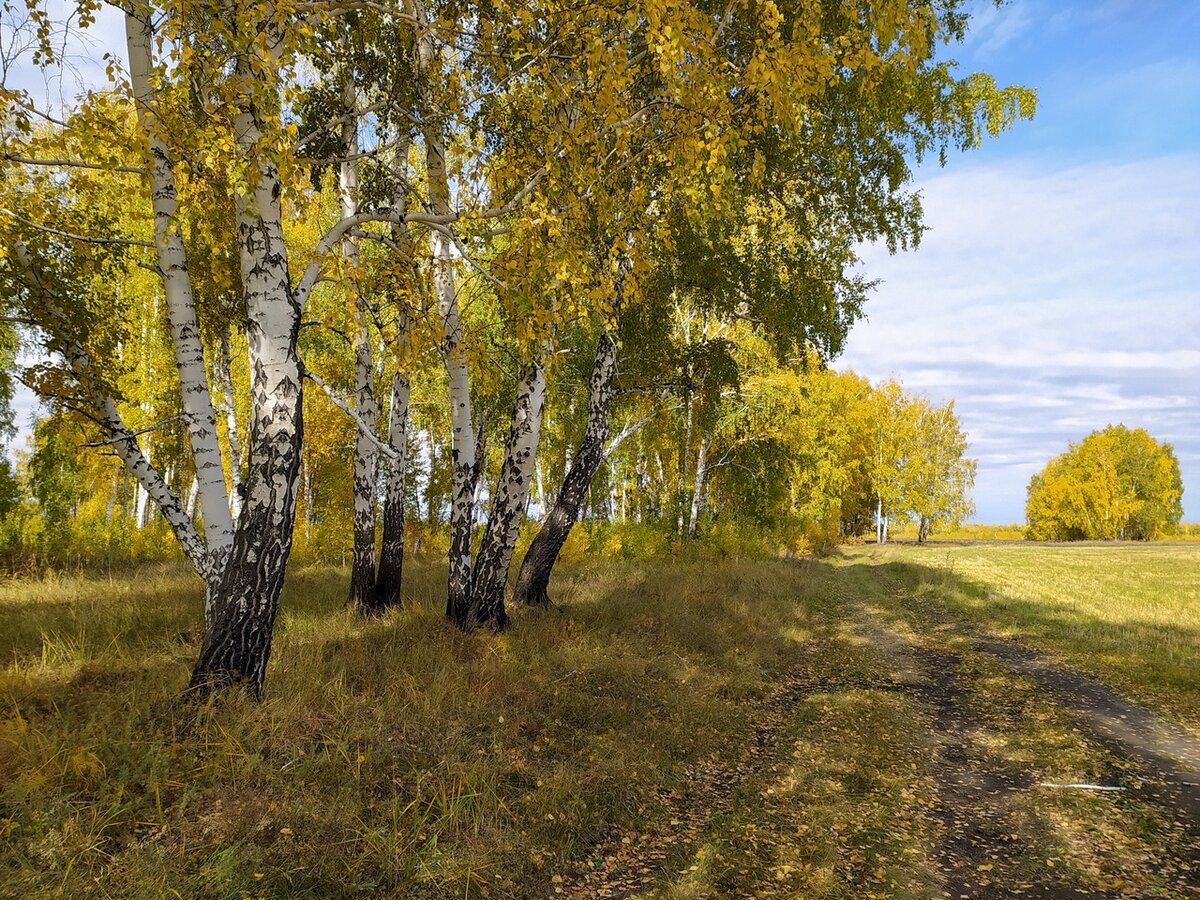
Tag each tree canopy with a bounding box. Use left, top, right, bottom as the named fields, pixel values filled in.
left=1025, top=425, right=1184, bottom=541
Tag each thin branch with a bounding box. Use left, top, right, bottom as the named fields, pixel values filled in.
left=82, top=413, right=185, bottom=447
left=1, top=152, right=146, bottom=174
left=606, top=406, right=670, bottom=457
left=304, top=368, right=399, bottom=461
left=2, top=208, right=155, bottom=248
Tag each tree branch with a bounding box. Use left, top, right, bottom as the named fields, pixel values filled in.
left=2, top=208, right=155, bottom=248
left=304, top=368, right=399, bottom=461
left=1, top=152, right=146, bottom=174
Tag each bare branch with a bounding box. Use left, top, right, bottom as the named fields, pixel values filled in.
left=82, top=413, right=185, bottom=447
left=304, top=368, right=400, bottom=461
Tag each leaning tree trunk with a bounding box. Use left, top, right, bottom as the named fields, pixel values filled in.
left=514, top=328, right=618, bottom=607
left=468, top=363, right=546, bottom=628
left=918, top=516, right=930, bottom=544
left=125, top=8, right=233, bottom=569
left=186, top=48, right=304, bottom=700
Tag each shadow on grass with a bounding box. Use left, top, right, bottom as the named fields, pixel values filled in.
left=0, top=553, right=837, bottom=899
left=840, top=549, right=1200, bottom=728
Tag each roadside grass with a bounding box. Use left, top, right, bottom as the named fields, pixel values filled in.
left=1, top=554, right=837, bottom=898
left=855, top=583, right=1198, bottom=897
left=862, top=542, right=1200, bottom=731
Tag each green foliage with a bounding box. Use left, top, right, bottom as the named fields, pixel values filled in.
left=26, top=415, right=82, bottom=526
left=1025, top=425, right=1183, bottom=541
left=0, top=458, right=19, bottom=519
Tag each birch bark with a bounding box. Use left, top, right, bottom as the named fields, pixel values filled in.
left=469, top=363, right=546, bottom=628
left=370, top=131, right=417, bottom=612
left=687, top=436, right=708, bottom=539
left=187, top=37, right=304, bottom=699
left=214, top=327, right=243, bottom=520
left=125, top=7, right=233, bottom=567
left=339, top=75, right=380, bottom=614
left=514, top=328, right=618, bottom=607
left=408, top=0, right=477, bottom=624
left=374, top=371, right=410, bottom=609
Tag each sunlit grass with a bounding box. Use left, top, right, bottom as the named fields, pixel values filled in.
left=3, top=547, right=1196, bottom=896
left=0, top=554, right=826, bottom=897
left=867, top=542, right=1200, bottom=730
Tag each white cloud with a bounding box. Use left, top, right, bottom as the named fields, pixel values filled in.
left=839, top=155, right=1200, bottom=521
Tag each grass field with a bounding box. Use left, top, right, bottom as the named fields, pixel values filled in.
left=1, top=545, right=1197, bottom=897
left=873, top=541, right=1200, bottom=731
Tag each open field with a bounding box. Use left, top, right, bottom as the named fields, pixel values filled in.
left=2, top=547, right=1199, bottom=897
left=873, top=541, right=1200, bottom=732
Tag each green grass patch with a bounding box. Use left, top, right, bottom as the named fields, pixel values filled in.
left=865, top=542, right=1200, bottom=731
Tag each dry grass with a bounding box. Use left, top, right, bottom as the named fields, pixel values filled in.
left=2, top=546, right=1196, bottom=897
left=0, top=555, right=833, bottom=898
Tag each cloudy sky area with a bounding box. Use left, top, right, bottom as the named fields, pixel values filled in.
left=839, top=0, right=1200, bottom=521
left=6, top=0, right=1199, bottom=523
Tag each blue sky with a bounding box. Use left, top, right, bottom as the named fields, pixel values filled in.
left=838, top=0, right=1200, bottom=522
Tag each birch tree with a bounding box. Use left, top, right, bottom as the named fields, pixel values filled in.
left=1, top=0, right=436, bottom=696
left=514, top=0, right=1035, bottom=603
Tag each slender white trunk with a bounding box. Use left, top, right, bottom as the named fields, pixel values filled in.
left=214, top=327, right=243, bottom=520
left=678, top=394, right=694, bottom=536
left=340, top=73, right=380, bottom=611
left=409, top=0, right=476, bottom=621
left=135, top=478, right=149, bottom=528
left=125, top=8, right=233, bottom=566
left=535, top=453, right=546, bottom=522
left=688, top=436, right=708, bottom=539
left=185, top=473, right=199, bottom=519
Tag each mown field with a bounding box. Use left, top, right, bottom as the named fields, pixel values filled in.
left=1, top=544, right=1198, bottom=897
left=875, top=541, right=1200, bottom=732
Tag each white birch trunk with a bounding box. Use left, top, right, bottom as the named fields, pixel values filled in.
left=185, top=473, right=199, bottom=519
left=125, top=8, right=233, bottom=566
left=340, top=73, right=380, bottom=612
left=135, top=478, right=149, bottom=529
left=187, top=32, right=304, bottom=698
left=688, top=436, right=708, bottom=539
left=214, top=327, right=243, bottom=520
left=408, top=0, right=476, bottom=623
left=678, top=394, right=694, bottom=537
